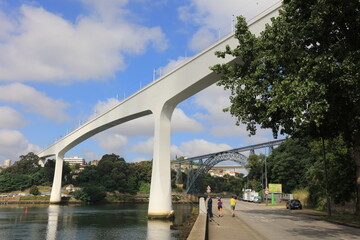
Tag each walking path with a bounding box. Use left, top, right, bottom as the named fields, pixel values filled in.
left=208, top=198, right=266, bottom=240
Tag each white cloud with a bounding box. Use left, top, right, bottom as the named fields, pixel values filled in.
left=0, top=83, right=70, bottom=122
left=81, top=150, right=102, bottom=162
left=177, top=139, right=231, bottom=157
left=179, top=0, right=280, bottom=52
left=192, top=84, right=277, bottom=143
left=0, top=106, right=26, bottom=128
left=97, top=132, right=128, bottom=153
left=189, top=28, right=217, bottom=53
left=172, top=108, right=203, bottom=133
left=0, top=2, right=167, bottom=82
left=193, top=84, right=231, bottom=122
left=89, top=97, right=120, bottom=119
left=130, top=137, right=154, bottom=155
left=157, top=56, right=187, bottom=76
left=0, top=129, right=40, bottom=163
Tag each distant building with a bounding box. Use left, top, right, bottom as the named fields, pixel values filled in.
left=64, top=156, right=85, bottom=166
left=209, top=169, right=236, bottom=177
left=89, top=160, right=99, bottom=166
left=3, top=159, right=11, bottom=168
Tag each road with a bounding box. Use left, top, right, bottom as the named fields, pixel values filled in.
left=208, top=199, right=360, bottom=240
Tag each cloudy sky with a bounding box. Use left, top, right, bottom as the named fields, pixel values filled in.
left=0, top=0, right=282, bottom=165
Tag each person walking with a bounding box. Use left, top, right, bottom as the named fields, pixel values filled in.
left=217, top=197, right=223, bottom=217
left=207, top=196, right=213, bottom=220
left=230, top=196, right=237, bottom=217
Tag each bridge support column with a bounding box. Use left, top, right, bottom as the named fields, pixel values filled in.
left=50, top=153, right=64, bottom=204
left=148, top=105, right=174, bottom=218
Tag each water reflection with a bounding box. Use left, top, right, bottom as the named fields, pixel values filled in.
left=147, top=220, right=171, bottom=240
left=0, top=203, right=193, bottom=240
left=46, top=205, right=60, bottom=240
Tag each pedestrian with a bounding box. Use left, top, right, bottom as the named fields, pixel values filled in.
left=217, top=197, right=223, bottom=217
left=207, top=195, right=213, bottom=219
left=230, top=195, right=237, bottom=217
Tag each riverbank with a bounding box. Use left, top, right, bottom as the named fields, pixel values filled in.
left=0, top=191, right=198, bottom=204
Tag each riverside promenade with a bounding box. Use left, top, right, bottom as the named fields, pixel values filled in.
left=207, top=198, right=266, bottom=240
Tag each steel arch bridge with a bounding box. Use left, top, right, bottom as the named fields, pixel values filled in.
left=172, top=139, right=285, bottom=193
left=186, top=152, right=248, bottom=193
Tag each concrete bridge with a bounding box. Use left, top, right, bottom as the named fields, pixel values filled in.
left=37, top=2, right=281, bottom=218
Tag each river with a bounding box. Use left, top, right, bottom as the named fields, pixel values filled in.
left=0, top=203, right=194, bottom=240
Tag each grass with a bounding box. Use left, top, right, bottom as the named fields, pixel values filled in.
left=20, top=196, right=50, bottom=201
left=321, top=210, right=360, bottom=227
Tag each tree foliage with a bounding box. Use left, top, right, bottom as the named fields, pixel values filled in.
left=308, top=135, right=356, bottom=205
left=212, top=0, right=360, bottom=215
left=75, top=154, right=152, bottom=194
left=29, top=185, right=40, bottom=196
left=3, top=152, right=41, bottom=175
left=267, top=138, right=312, bottom=193
left=0, top=173, right=32, bottom=192
left=246, top=154, right=265, bottom=183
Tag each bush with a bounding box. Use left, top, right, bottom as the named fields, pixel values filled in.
left=84, top=186, right=106, bottom=202
left=73, top=186, right=106, bottom=202
left=29, top=185, right=40, bottom=196
left=105, top=194, right=136, bottom=202
left=73, top=189, right=90, bottom=202
left=293, top=188, right=309, bottom=207
left=138, top=182, right=150, bottom=193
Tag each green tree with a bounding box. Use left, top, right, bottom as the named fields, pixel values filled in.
left=29, top=185, right=40, bottom=196
left=133, top=161, right=152, bottom=183
left=73, top=189, right=90, bottom=202
left=83, top=186, right=107, bottom=202
left=246, top=154, right=265, bottom=191
left=72, top=186, right=106, bottom=202
left=75, top=165, right=99, bottom=187
left=212, top=0, right=360, bottom=215
left=0, top=173, right=32, bottom=192
left=138, top=181, right=150, bottom=193
left=308, top=135, right=356, bottom=205
left=43, top=159, right=56, bottom=184
left=3, top=152, right=41, bottom=175
left=267, top=138, right=312, bottom=193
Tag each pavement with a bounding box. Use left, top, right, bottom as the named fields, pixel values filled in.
left=207, top=198, right=266, bottom=240
left=207, top=198, right=360, bottom=240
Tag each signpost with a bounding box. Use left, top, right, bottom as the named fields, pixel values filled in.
left=268, top=184, right=282, bottom=205
left=268, top=184, right=282, bottom=193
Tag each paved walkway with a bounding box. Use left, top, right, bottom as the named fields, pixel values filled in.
left=208, top=198, right=266, bottom=240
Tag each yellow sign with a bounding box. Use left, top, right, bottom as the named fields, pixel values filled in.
left=268, top=184, right=282, bottom=193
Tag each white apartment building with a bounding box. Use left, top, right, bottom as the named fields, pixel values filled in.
left=3, top=159, right=11, bottom=168
left=64, top=156, right=85, bottom=166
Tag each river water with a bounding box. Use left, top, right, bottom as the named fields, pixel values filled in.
left=0, top=203, right=194, bottom=240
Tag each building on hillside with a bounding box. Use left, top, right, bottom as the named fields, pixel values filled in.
left=64, top=156, right=86, bottom=166
left=209, top=169, right=237, bottom=178
left=89, top=160, right=99, bottom=166
left=171, top=164, right=198, bottom=171
left=3, top=159, right=11, bottom=168
left=223, top=170, right=236, bottom=177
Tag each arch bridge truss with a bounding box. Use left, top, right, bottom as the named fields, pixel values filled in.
left=172, top=139, right=285, bottom=193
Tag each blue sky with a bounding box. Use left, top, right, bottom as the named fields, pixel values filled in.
left=0, top=0, right=282, bottom=165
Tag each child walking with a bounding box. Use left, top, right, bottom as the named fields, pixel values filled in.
left=217, top=197, right=223, bottom=217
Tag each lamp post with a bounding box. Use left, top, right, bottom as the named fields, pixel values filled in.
left=322, top=138, right=332, bottom=217
left=265, top=155, right=268, bottom=205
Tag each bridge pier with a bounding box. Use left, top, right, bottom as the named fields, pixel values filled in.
left=148, top=105, right=174, bottom=219
left=50, top=153, right=64, bottom=204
